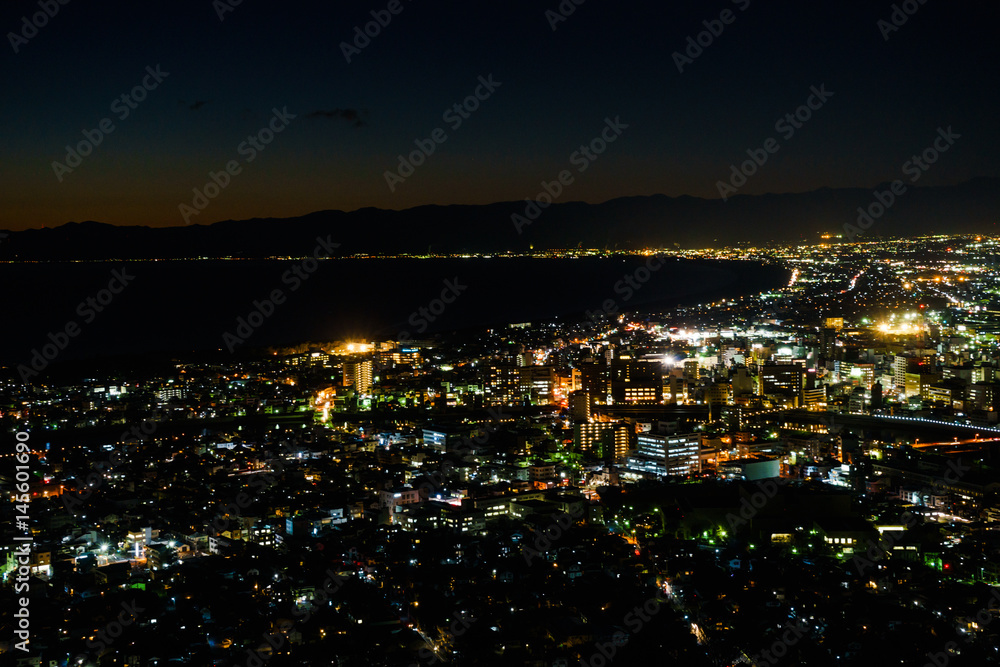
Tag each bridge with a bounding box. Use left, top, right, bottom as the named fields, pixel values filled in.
left=755, top=409, right=1000, bottom=439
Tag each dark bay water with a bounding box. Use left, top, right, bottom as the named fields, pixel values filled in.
left=1, top=258, right=787, bottom=363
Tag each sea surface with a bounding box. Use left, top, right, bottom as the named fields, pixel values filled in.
left=1, top=258, right=787, bottom=363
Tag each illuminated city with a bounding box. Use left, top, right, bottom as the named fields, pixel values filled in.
left=3, top=0, right=1000, bottom=664
left=5, top=234, right=1000, bottom=664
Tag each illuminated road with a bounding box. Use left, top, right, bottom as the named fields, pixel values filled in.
left=841, top=268, right=865, bottom=294
left=759, top=410, right=1000, bottom=437
left=910, top=436, right=1000, bottom=449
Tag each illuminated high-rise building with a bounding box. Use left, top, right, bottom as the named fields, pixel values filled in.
left=485, top=363, right=520, bottom=405
left=580, top=362, right=610, bottom=405
left=518, top=366, right=556, bottom=404
left=344, top=359, right=373, bottom=394
left=627, top=433, right=700, bottom=477
left=610, top=360, right=662, bottom=405
left=573, top=421, right=631, bottom=461
left=759, top=364, right=805, bottom=403
left=569, top=390, right=591, bottom=421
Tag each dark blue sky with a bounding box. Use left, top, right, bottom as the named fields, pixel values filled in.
left=2, top=0, right=997, bottom=229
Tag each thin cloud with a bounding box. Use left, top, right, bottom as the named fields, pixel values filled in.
left=306, top=108, right=369, bottom=127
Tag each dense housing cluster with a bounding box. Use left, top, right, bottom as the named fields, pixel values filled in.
left=4, top=235, right=1000, bottom=666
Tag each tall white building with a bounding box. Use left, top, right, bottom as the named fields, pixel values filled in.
left=627, top=433, right=700, bottom=477
left=344, top=359, right=373, bottom=394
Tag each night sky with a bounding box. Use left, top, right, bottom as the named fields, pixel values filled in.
left=2, top=0, right=997, bottom=230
